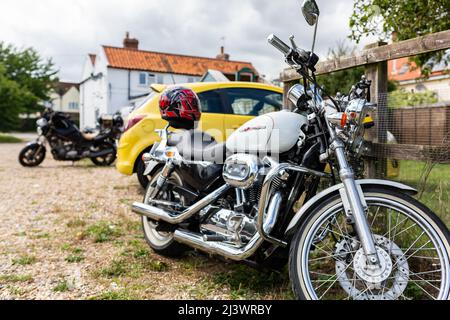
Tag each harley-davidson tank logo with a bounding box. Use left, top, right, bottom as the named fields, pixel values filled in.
left=240, top=125, right=267, bottom=133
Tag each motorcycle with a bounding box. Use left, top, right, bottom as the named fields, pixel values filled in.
left=18, top=107, right=122, bottom=167
left=131, top=0, right=450, bottom=300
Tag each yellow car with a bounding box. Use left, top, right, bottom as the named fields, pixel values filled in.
left=116, top=82, right=284, bottom=188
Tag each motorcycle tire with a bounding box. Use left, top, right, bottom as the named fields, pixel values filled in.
left=18, top=144, right=46, bottom=167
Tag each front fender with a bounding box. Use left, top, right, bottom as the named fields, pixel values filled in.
left=27, top=138, right=45, bottom=147
left=285, top=179, right=417, bottom=236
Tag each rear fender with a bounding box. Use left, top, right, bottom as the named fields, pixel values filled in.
left=285, top=179, right=417, bottom=237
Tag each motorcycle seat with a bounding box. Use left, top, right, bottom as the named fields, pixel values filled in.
left=168, top=130, right=229, bottom=164
left=81, top=132, right=100, bottom=141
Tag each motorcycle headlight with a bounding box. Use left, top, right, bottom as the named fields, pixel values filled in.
left=288, top=84, right=310, bottom=111
left=36, top=118, right=48, bottom=128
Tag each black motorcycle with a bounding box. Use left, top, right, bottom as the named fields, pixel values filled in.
left=18, top=108, right=122, bottom=167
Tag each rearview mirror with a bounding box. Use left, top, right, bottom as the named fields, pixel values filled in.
left=301, top=0, right=320, bottom=26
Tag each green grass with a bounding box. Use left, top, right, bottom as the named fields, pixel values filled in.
left=89, top=290, right=136, bottom=300
left=0, top=274, right=33, bottom=284
left=0, top=134, right=23, bottom=143
left=393, top=160, right=450, bottom=225
left=30, top=232, right=50, bottom=240
left=212, top=265, right=291, bottom=299
left=67, top=218, right=87, bottom=228
left=8, top=286, right=26, bottom=296
left=14, top=231, right=27, bottom=237
left=83, top=221, right=122, bottom=243
left=53, top=280, right=71, bottom=293
left=65, top=254, right=85, bottom=263
left=99, top=260, right=129, bottom=278
left=13, top=255, right=37, bottom=266
left=95, top=239, right=170, bottom=280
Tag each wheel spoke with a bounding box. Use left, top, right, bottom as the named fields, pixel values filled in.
left=403, top=240, right=433, bottom=264
left=411, top=281, right=437, bottom=300
left=309, top=250, right=359, bottom=262
left=318, top=261, right=353, bottom=299
left=387, top=221, right=417, bottom=239
left=407, top=269, right=442, bottom=277
left=410, top=274, right=441, bottom=291
left=370, top=207, right=381, bottom=228
left=390, top=231, right=426, bottom=271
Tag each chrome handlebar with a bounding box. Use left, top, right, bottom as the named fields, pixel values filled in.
left=267, top=34, right=310, bottom=65
left=267, top=34, right=291, bottom=56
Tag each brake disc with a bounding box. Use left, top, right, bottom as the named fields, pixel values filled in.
left=335, top=235, right=409, bottom=300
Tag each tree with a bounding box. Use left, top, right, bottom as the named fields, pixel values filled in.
left=388, top=89, right=438, bottom=108
left=0, top=64, right=28, bottom=131
left=349, top=0, right=450, bottom=75
left=0, top=43, right=58, bottom=117
left=317, top=41, right=365, bottom=96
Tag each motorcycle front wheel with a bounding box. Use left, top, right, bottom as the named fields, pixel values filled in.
left=289, top=185, right=450, bottom=300
left=18, top=144, right=46, bottom=167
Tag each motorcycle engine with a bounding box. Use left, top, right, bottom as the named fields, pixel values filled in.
left=200, top=154, right=266, bottom=246
left=200, top=205, right=257, bottom=246
left=49, top=137, right=78, bottom=160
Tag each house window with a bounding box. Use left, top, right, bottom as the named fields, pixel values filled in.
left=188, top=77, right=195, bottom=83
left=157, top=74, right=164, bottom=84
left=148, top=74, right=156, bottom=84
left=68, top=102, right=79, bottom=110
left=139, top=73, right=147, bottom=86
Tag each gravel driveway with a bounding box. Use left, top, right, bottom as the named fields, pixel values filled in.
left=0, top=142, right=291, bottom=300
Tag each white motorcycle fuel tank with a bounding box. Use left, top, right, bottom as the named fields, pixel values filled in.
left=226, top=111, right=308, bottom=154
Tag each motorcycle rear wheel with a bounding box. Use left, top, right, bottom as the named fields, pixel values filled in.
left=141, top=169, right=188, bottom=257
left=289, top=186, right=450, bottom=300
left=90, top=144, right=116, bottom=166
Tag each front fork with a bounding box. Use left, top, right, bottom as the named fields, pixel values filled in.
left=331, top=139, right=380, bottom=266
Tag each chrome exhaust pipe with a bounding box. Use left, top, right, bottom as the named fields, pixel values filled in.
left=173, top=230, right=263, bottom=261
left=132, top=184, right=230, bottom=224
left=172, top=190, right=283, bottom=261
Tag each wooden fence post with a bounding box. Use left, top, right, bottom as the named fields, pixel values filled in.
left=364, top=42, right=388, bottom=178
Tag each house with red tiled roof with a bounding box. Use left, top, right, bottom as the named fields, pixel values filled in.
left=388, top=56, right=450, bottom=101
left=79, top=33, right=259, bottom=128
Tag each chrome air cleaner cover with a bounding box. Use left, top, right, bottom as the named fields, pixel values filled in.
left=223, top=154, right=260, bottom=190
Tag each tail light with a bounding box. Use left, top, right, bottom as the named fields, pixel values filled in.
left=125, top=115, right=146, bottom=132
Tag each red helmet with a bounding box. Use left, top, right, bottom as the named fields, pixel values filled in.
left=159, top=86, right=202, bottom=130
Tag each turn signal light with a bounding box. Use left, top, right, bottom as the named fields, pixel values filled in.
left=166, top=151, right=175, bottom=158
left=340, top=112, right=348, bottom=128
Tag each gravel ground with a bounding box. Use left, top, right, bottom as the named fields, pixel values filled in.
left=0, top=142, right=291, bottom=300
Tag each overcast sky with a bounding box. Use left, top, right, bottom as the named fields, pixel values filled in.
left=0, top=0, right=378, bottom=82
